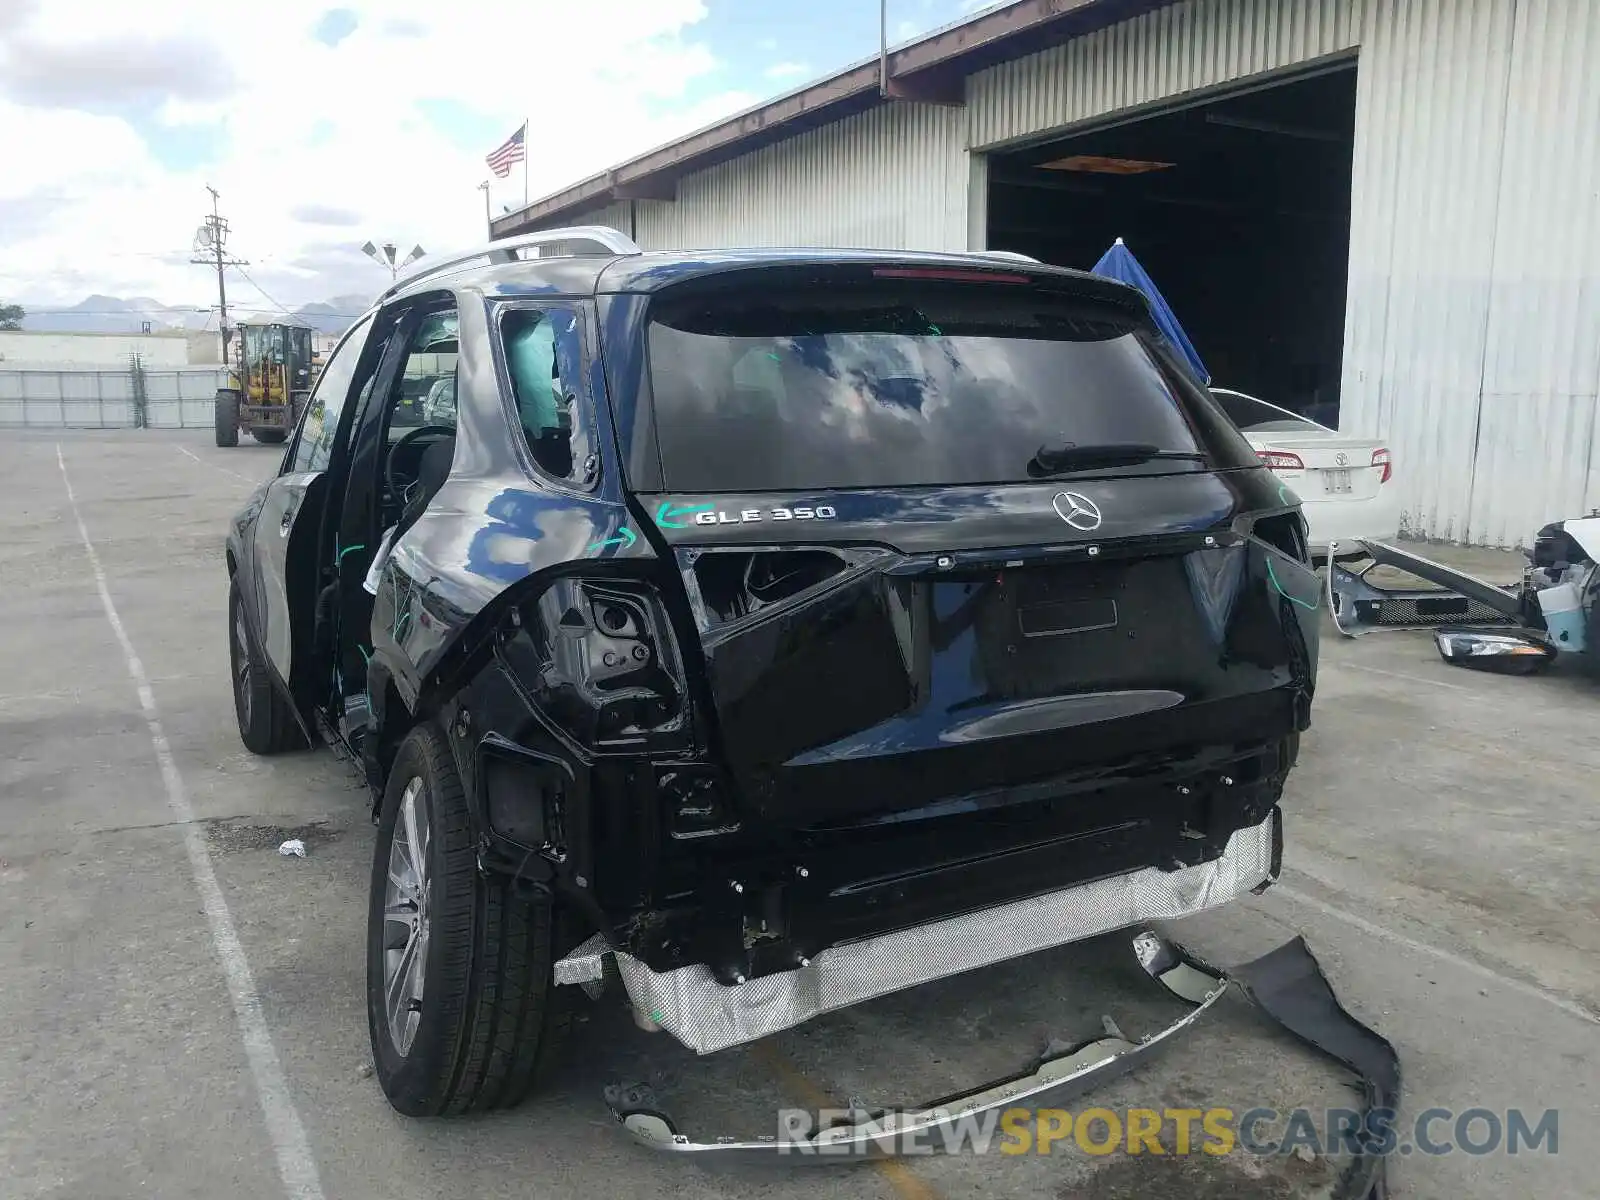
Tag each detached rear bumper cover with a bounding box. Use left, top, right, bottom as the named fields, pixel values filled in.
left=609, top=928, right=1400, bottom=1200
left=1325, top=538, right=1521, bottom=636
left=612, top=930, right=1228, bottom=1161
left=562, top=812, right=1278, bottom=1056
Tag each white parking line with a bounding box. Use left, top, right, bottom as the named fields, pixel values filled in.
left=177, top=444, right=257, bottom=484
left=1272, top=880, right=1600, bottom=1028
left=56, top=445, right=325, bottom=1200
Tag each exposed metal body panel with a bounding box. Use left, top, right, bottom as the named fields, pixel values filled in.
left=629, top=101, right=968, bottom=253
left=966, top=0, right=1361, bottom=151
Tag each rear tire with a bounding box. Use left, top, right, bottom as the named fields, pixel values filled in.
left=214, top=390, right=240, bottom=447
left=367, top=723, right=575, bottom=1117
left=228, top=579, right=303, bottom=754
left=252, top=428, right=288, bottom=445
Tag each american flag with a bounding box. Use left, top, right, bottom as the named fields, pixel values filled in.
left=486, top=123, right=527, bottom=178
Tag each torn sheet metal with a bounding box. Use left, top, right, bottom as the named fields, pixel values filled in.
left=1232, top=937, right=1401, bottom=1200
left=1325, top=539, right=1520, bottom=639
left=605, top=813, right=1276, bottom=1056
left=610, top=929, right=1231, bottom=1161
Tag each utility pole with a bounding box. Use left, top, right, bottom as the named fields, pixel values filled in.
left=190, top=186, right=248, bottom=363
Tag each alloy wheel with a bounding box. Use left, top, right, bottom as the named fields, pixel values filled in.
left=382, top=777, right=431, bottom=1055
left=232, top=607, right=253, bottom=727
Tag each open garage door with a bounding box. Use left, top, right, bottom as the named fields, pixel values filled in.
left=986, top=65, right=1357, bottom=430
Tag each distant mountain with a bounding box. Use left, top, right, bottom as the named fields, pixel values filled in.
left=19, top=292, right=373, bottom=336
left=291, top=295, right=373, bottom=334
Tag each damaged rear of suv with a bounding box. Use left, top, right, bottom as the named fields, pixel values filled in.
left=221, top=229, right=1319, bottom=1124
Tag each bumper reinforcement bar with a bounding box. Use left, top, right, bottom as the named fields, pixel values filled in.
left=554, top=813, right=1278, bottom=1055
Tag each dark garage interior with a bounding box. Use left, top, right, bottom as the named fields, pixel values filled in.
left=986, top=64, right=1358, bottom=428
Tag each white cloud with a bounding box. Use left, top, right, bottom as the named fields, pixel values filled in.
left=0, top=0, right=759, bottom=310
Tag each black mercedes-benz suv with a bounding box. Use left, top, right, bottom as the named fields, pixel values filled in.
left=222, top=226, right=1318, bottom=1122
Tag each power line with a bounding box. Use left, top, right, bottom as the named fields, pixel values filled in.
left=230, top=264, right=297, bottom=318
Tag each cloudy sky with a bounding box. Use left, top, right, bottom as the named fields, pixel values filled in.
left=0, top=0, right=991, bottom=317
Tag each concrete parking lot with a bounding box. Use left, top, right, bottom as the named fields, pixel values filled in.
left=2, top=429, right=1596, bottom=1200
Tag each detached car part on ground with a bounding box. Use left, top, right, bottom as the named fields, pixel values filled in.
left=221, top=227, right=1324, bottom=1127
left=602, top=929, right=1399, bottom=1200
left=1327, top=516, right=1600, bottom=674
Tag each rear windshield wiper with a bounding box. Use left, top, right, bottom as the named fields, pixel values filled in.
left=1026, top=442, right=1208, bottom=478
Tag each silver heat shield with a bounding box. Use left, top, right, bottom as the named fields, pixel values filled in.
left=610, top=813, right=1277, bottom=1055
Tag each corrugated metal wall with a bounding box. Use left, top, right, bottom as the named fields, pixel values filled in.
left=1340, top=0, right=1600, bottom=545
left=1471, top=0, right=1600, bottom=545
left=967, top=0, right=1362, bottom=150
left=630, top=102, right=968, bottom=252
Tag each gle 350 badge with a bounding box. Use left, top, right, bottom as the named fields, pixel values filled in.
left=656, top=501, right=838, bottom=529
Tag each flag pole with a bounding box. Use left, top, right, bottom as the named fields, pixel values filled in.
left=522, top=117, right=529, bottom=209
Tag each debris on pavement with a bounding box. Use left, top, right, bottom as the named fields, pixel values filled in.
left=277, top=839, right=307, bottom=858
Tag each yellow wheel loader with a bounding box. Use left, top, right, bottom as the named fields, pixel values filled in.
left=215, top=322, right=319, bottom=447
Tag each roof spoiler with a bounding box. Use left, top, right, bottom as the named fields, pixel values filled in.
left=382, top=225, right=643, bottom=302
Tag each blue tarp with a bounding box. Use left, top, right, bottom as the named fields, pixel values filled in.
left=1091, top=238, right=1210, bottom=385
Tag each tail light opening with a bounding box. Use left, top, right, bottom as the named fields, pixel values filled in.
left=1372, top=448, right=1393, bottom=484
left=1258, top=450, right=1305, bottom=471
left=500, top=577, right=691, bottom=751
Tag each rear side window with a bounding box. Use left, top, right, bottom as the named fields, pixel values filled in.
left=501, top=306, right=591, bottom=483
left=645, top=279, right=1208, bottom=493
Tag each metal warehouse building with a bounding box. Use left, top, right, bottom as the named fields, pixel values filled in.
left=497, top=0, right=1600, bottom=548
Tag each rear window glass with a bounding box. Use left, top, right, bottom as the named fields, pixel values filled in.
left=645, top=280, right=1205, bottom=493
left=1212, top=389, right=1327, bottom=434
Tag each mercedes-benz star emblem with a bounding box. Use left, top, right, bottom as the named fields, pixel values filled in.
left=1052, top=491, right=1103, bottom=532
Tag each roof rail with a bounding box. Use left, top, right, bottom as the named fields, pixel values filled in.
left=381, top=225, right=642, bottom=301
left=977, top=249, right=1041, bottom=263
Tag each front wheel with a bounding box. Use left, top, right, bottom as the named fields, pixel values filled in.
left=251, top=428, right=288, bottom=445
left=214, top=390, right=240, bottom=447
left=367, top=723, right=575, bottom=1116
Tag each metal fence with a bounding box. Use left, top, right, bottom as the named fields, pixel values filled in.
left=0, top=363, right=227, bottom=429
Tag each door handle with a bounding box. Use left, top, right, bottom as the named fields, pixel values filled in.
left=280, top=509, right=294, bottom=536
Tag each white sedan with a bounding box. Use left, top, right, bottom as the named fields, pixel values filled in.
left=1210, top=387, right=1399, bottom=557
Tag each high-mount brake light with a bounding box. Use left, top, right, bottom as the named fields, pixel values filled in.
left=870, top=268, right=1032, bottom=284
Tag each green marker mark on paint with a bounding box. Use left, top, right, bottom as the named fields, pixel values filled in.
left=588, top=526, right=638, bottom=553
left=655, top=501, right=713, bottom=529
left=1267, top=556, right=1320, bottom=611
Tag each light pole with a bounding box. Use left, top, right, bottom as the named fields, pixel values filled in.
left=477, top=181, right=492, bottom=239
left=361, top=239, right=425, bottom=282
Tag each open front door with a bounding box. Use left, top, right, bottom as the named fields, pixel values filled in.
left=241, top=312, right=379, bottom=727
